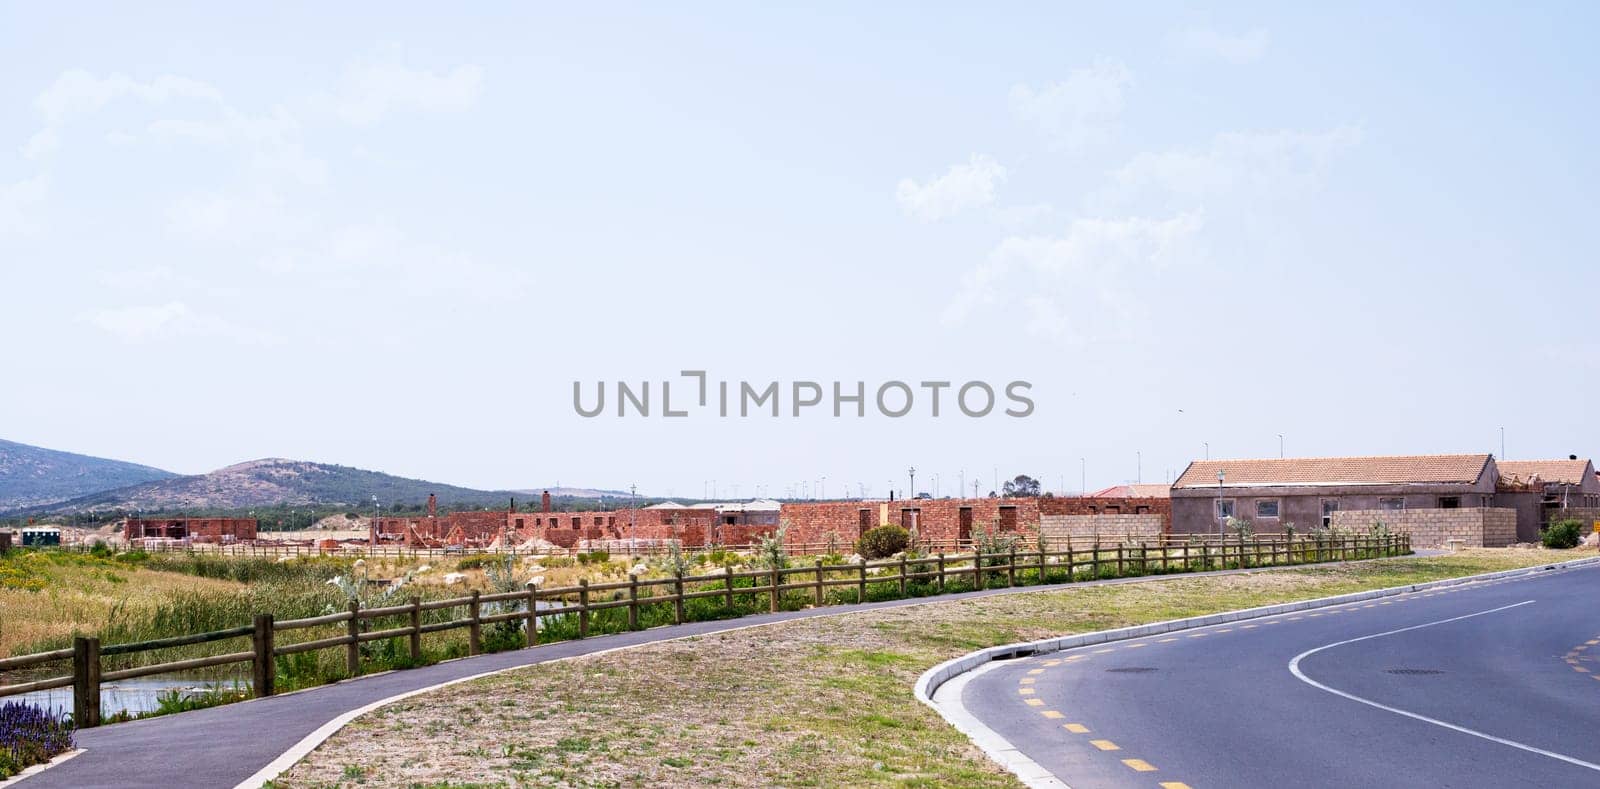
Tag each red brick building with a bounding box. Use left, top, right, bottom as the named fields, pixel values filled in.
left=126, top=517, right=257, bottom=543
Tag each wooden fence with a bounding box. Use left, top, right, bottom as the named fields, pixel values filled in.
left=1, top=533, right=1408, bottom=727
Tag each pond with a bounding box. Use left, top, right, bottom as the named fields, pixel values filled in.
left=10, top=678, right=252, bottom=718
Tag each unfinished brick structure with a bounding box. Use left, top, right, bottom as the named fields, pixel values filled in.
left=1040, top=493, right=1171, bottom=531
left=1331, top=508, right=1517, bottom=549
left=125, top=517, right=257, bottom=543
left=779, top=498, right=1042, bottom=547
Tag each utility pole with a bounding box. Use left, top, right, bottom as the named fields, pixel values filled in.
left=1500, top=426, right=1506, bottom=459
left=1137, top=451, right=1142, bottom=483
left=908, top=466, right=917, bottom=499
left=1278, top=434, right=1284, bottom=458
left=1080, top=458, right=1086, bottom=497
left=1204, top=442, right=1210, bottom=460
left=629, top=484, right=637, bottom=553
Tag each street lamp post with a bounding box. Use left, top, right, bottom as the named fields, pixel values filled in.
left=908, top=466, right=916, bottom=499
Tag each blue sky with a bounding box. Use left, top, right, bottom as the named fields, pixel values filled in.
left=3, top=3, right=1597, bottom=498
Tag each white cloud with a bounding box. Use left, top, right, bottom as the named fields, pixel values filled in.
left=943, top=213, right=1203, bottom=342
left=34, top=70, right=221, bottom=125
left=1009, top=60, right=1133, bottom=150
left=83, top=301, right=278, bottom=345
left=0, top=176, right=49, bottom=236
left=895, top=154, right=1007, bottom=222
left=1173, top=28, right=1270, bottom=64
left=1101, top=126, right=1363, bottom=205
left=335, top=60, right=484, bottom=125
left=21, top=128, right=59, bottom=160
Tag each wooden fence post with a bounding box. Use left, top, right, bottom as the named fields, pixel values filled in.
left=1115, top=544, right=1124, bottom=576
left=1007, top=546, right=1017, bottom=588
left=936, top=552, right=946, bottom=593
left=579, top=579, right=590, bottom=639
left=525, top=583, right=539, bottom=647
left=409, top=596, right=424, bottom=660
left=345, top=600, right=360, bottom=677
left=724, top=566, right=735, bottom=609
left=253, top=614, right=275, bottom=698
left=73, top=636, right=101, bottom=728
left=857, top=557, right=868, bottom=602
left=813, top=560, right=824, bottom=607
left=899, top=554, right=908, bottom=596
left=628, top=574, right=640, bottom=629
left=468, top=590, right=483, bottom=655
left=674, top=570, right=686, bottom=624
left=1092, top=543, right=1102, bottom=579
left=768, top=567, right=780, bottom=612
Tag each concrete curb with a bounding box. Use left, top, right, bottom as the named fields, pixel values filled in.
left=0, top=750, right=83, bottom=789
left=914, top=554, right=1600, bottom=789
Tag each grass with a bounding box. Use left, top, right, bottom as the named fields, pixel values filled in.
left=272, top=548, right=1575, bottom=788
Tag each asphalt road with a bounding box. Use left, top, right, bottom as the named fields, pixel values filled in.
left=963, top=562, right=1600, bottom=789
left=19, top=556, right=1394, bottom=789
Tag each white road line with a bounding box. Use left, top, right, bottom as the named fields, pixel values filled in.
left=1289, top=600, right=1600, bottom=774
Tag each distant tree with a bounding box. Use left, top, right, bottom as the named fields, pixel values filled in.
left=1002, top=475, right=1042, bottom=498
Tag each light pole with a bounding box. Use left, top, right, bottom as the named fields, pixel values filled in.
left=370, top=495, right=379, bottom=548
left=629, top=484, right=637, bottom=553
left=1136, top=451, right=1142, bottom=483
left=1080, top=458, right=1086, bottom=497
left=1216, top=470, right=1225, bottom=536
left=1204, top=442, right=1209, bottom=460
left=908, top=466, right=916, bottom=499
left=1278, top=434, right=1284, bottom=459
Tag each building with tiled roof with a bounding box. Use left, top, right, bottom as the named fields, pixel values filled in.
left=1169, top=453, right=1600, bottom=544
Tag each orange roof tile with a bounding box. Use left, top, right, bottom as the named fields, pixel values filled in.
left=1496, top=459, right=1594, bottom=486
left=1088, top=484, right=1171, bottom=498
left=1173, top=454, right=1492, bottom=489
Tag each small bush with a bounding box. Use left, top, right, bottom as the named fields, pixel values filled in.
left=577, top=550, right=610, bottom=565
left=1542, top=519, right=1584, bottom=549
left=857, top=525, right=911, bottom=559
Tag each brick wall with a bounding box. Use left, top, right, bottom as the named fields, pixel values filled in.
left=1040, top=514, right=1165, bottom=544
left=1331, top=508, right=1517, bottom=548
left=1550, top=508, right=1600, bottom=537
left=1039, top=496, right=1171, bottom=531
left=779, top=498, right=1042, bottom=547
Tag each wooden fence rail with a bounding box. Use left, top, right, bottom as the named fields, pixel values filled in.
left=3, top=533, right=1408, bottom=727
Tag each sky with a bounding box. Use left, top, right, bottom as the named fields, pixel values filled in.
left=3, top=3, right=1598, bottom=500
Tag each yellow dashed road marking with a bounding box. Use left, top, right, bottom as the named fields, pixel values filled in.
left=1159, top=637, right=1179, bottom=642
left=1089, top=739, right=1120, bottom=751
left=1126, top=642, right=1147, bottom=649
left=1241, top=624, right=1258, bottom=629
left=1025, top=698, right=1044, bottom=707
left=1041, top=710, right=1063, bottom=719
left=1019, top=678, right=1036, bottom=685
left=1093, top=648, right=1116, bottom=654
left=1063, top=723, right=1090, bottom=733
left=1043, top=659, right=1062, bottom=666
left=1066, top=655, right=1088, bottom=661
left=1019, top=688, right=1035, bottom=695
left=1161, top=783, right=1193, bottom=789
left=1122, top=758, right=1157, bottom=772
left=1027, top=668, right=1045, bottom=675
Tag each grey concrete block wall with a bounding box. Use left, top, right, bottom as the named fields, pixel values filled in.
left=1040, top=513, right=1165, bottom=543
left=1331, top=507, right=1517, bottom=548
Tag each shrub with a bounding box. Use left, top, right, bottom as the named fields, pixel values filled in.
left=577, top=550, right=610, bottom=565
left=752, top=524, right=790, bottom=570
left=857, top=525, right=911, bottom=559
left=1542, top=519, right=1584, bottom=549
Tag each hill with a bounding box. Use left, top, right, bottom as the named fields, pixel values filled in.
left=4, top=458, right=523, bottom=516
left=0, top=438, right=177, bottom=511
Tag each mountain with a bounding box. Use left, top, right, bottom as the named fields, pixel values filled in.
left=5, top=458, right=522, bottom=516
left=0, top=438, right=177, bottom=511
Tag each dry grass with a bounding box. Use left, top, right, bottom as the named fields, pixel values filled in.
left=272, top=548, right=1576, bottom=789
left=0, top=554, right=245, bottom=656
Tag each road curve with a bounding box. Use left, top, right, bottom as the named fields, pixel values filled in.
left=14, top=556, right=1401, bottom=789
left=961, top=562, right=1600, bottom=788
